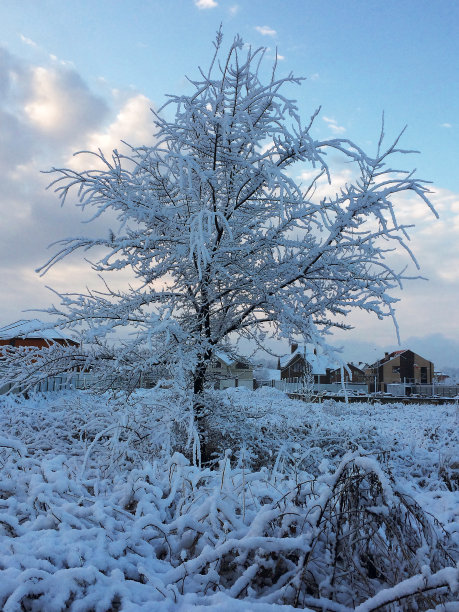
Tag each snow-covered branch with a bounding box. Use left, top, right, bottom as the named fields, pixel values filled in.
left=4, top=33, right=437, bottom=438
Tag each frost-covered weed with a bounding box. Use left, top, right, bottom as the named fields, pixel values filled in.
left=0, top=389, right=457, bottom=610
left=204, top=388, right=458, bottom=488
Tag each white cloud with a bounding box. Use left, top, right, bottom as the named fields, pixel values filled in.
left=266, top=49, right=285, bottom=62
left=24, top=65, right=107, bottom=144
left=71, top=93, right=155, bottom=171
left=229, top=5, right=239, bottom=16
left=310, top=73, right=320, bottom=81
left=0, top=45, right=458, bottom=368
left=0, top=48, right=157, bottom=327
left=255, top=25, right=277, bottom=37
left=440, top=122, right=452, bottom=128
left=322, top=116, right=346, bottom=134
left=298, top=160, right=459, bottom=352
left=299, top=166, right=355, bottom=200
left=20, top=34, right=37, bottom=48
left=194, top=0, right=218, bottom=9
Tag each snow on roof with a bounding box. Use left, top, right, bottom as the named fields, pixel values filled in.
left=346, top=362, right=368, bottom=372
left=279, top=344, right=338, bottom=375
left=214, top=350, right=253, bottom=368
left=0, top=319, right=76, bottom=342
left=214, top=350, right=235, bottom=366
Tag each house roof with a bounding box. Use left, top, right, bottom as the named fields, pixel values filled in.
left=370, top=349, right=434, bottom=368
left=330, top=362, right=367, bottom=374
left=215, top=350, right=235, bottom=366
left=352, top=362, right=369, bottom=371
left=214, top=350, right=252, bottom=368
left=280, top=344, right=338, bottom=375
left=0, top=319, right=76, bottom=342
left=369, top=350, right=408, bottom=368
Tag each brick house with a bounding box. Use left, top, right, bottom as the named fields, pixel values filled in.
left=279, top=343, right=337, bottom=384
left=366, top=349, right=434, bottom=391
left=328, top=362, right=367, bottom=384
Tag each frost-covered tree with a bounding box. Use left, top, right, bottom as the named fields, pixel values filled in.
left=3, top=32, right=436, bottom=435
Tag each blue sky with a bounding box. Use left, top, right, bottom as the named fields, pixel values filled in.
left=1, top=0, right=458, bottom=368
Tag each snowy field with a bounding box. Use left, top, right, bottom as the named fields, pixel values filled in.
left=0, top=387, right=457, bottom=610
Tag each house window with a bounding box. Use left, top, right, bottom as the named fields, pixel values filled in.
left=215, top=361, right=222, bottom=369
left=392, top=366, right=400, bottom=374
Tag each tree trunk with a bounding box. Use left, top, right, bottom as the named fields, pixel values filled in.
left=193, top=285, right=212, bottom=463
left=193, top=362, right=210, bottom=464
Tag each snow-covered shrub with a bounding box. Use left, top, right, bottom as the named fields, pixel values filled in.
left=0, top=435, right=457, bottom=611
left=1, top=389, right=458, bottom=610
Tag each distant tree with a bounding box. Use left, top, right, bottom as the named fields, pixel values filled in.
left=2, top=31, right=436, bottom=449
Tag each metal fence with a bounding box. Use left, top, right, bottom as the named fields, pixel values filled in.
left=0, top=373, right=97, bottom=395
left=386, top=383, right=459, bottom=398
left=256, top=379, right=368, bottom=395
left=3, top=373, right=458, bottom=402
left=0, top=372, right=255, bottom=395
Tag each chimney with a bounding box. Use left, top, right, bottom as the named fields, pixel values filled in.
left=291, top=342, right=298, bottom=354
left=384, top=352, right=389, bottom=358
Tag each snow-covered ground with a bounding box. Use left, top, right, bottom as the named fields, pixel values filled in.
left=0, top=387, right=457, bottom=610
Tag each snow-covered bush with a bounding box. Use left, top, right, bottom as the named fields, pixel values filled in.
left=0, top=389, right=457, bottom=610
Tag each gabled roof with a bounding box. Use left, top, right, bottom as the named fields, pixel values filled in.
left=280, top=344, right=338, bottom=375
left=330, top=361, right=367, bottom=374
left=0, top=319, right=76, bottom=342
left=214, top=350, right=252, bottom=368
left=352, top=362, right=369, bottom=371
left=370, top=350, right=408, bottom=368
left=215, top=350, right=235, bottom=366
left=279, top=343, right=314, bottom=369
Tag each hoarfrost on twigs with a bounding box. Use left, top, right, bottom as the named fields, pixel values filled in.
left=1, top=31, right=437, bottom=451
